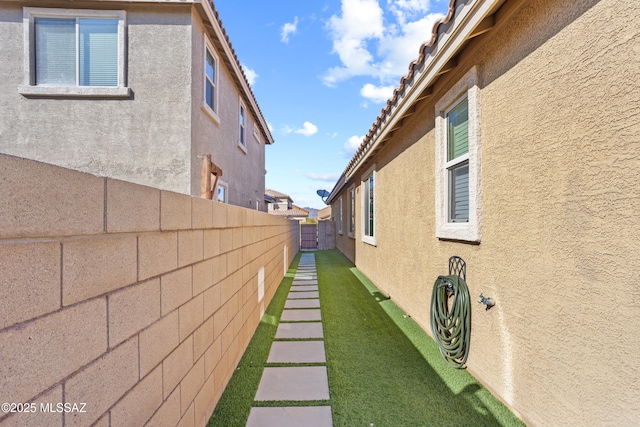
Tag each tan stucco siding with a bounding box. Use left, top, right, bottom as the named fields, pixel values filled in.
left=333, top=186, right=356, bottom=263
left=337, top=0, right=640, bottom=425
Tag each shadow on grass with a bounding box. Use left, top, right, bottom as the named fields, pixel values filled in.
left=316, top=250, right=523, bottom=427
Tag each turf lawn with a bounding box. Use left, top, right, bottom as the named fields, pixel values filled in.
left=208, top=250, right=524, bottom=427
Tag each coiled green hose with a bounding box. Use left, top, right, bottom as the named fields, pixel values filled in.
left=430, top=275, right=471, bottom=369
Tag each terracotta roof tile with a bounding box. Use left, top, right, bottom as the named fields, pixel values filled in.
left=344, top=0, right=458, bottom=177
left=205, top=0, right=274, bottom=144
left=265, top=189, right=292, bottom=199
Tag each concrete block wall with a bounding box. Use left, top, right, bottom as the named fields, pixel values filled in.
left=0, top=154, right=299, bottom=427
left=317, top=221, right=336, bottom=250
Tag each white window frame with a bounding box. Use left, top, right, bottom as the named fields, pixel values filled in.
left=201, top=36, right=220, bottom=124
left=348, top=186, right=355, bottom=238
left=216, top=180, right=228, bottom=203
left=361, top=166, right=376, bottom=246
left=253, top=124, right=261, bottom=144
left=19, top=7, right=129, bottom=98
left=338, top=197, right=343, bottom=235
left=238, top=99, right=247, bottom=153
left=435, top=66, right=482, bottom=242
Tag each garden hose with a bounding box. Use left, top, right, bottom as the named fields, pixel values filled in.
left=430, top=275, right=471, bottom=369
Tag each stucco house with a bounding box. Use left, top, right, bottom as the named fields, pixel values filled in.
left=327, top=0, right=639, bottom=425
left=0, top=0, right=273, bottom=210
left=265, top=189, right=310, bottom=221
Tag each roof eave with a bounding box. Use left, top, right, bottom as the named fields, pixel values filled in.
left=198, top=0, right=274, bottom=145
left=345, top=0, right=503, bottom=180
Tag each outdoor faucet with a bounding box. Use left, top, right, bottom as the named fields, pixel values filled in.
left=478, top=293, right=495, bottom=310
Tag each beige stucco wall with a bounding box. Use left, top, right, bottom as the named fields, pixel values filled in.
left=190, top=12, right=267, bottom=210
left=0, top=153, right=299, bottom=427
left=0, top=2, right=268, bottom=209
left=0, top=3, right=194, bottom=194
left=334, top=0, right=640, bottom=425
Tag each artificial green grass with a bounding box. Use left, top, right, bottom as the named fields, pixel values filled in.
left=208, top=250, right=524, bottom=426
left=316, top=250, right=524, bottom=427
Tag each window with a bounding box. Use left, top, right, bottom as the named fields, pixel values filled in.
left=202, top=38, right=220, bottom=123
left=216, top=180, right=228, bottom=203
left=239, top=103, right=246, bottom=148
left=348, top=187, right=355, bottom=237
left=338, top=197, right=343, bottom=234
left=447, top=98, right=469, bottom=222
left=435, top=66, right=482, bottom=242
left=362, top=168, right=375, bottom=245
left=20, top=8, right=128, bottom=98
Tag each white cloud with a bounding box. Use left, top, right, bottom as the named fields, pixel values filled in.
left=323, top=0, right=443, bottom=95
left=344, top=135, right=364, bottom=155
left=241, top=63, right=258, bottom=86
left=323, top=0, right=385, bottom=86
left=360, top=83, right=396, bottom=103
left=306, top=172, right=342, bottom=181
left=388, top=0, right=431, bottom=25
left=281, top=17, right=299, bottom=43
left=295, top=122, right=319, bottom=136
left=377, top=13, right=442, bottom=76
left=284, top=122, right=319, bottom=137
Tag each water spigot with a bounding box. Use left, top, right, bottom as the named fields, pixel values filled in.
left=478, top=293, right=495, bottom=310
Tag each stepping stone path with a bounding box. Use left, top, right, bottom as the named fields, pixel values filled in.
left=247, top=253, right=334, bottom=427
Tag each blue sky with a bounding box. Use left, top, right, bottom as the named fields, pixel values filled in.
left=215, top=0, right=449, bottom=209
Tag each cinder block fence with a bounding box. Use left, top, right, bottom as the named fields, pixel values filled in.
left=0, top=154, right=299, bottom=427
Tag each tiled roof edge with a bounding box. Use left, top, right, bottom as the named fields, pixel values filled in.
left=205, top=0, right=274, bottom=144
left=344, top=0, right=459, bottom=177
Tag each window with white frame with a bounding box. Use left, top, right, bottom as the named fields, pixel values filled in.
left=338, top=197, right=343, bottom=234
left=216, top=180, right=228, bottom=203
left=239, top=103, right=246, bottom=148
left=202, top=38, right=219, bottom=123
left=362, top=168, right=375, bottom=245
left=19, top=8, right=128, bottom=97
left=348, top=187, right=355, bottom=237
left=435, top=66, right=481, bottom=242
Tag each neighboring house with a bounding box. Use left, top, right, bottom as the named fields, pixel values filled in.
left=318, top=206, right=331, bottom=221
left=327, top=0, right=639, bottom=426
left=266, top=189, right=309, bottom=220
left=266, top=189, right=293, bottom=211
left=0, top=0, right=273, bottom=211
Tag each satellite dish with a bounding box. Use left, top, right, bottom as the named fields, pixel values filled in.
left=316, top=189, right=330, bottom=204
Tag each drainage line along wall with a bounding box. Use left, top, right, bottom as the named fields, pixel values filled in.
left=0, top=153, right=300, bottom=427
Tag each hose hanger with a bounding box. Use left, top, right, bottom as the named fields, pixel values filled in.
left=430, top=257, right=471, bottom=369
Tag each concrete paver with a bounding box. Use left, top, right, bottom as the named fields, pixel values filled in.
left=250, top=254, right=333, bottom=425
left=292, top=280, right=318, bottom=285
left=280, top=309, right=322, bottom=321
left=287, top=291, right=319, bottom=299
left=255, top=366, right=330, bottom=401
left=267, top=341, right=326, bottom=363
left=285, top=299, right=320, bottom=309
left=275, top=322, right=324, bottom=339
left=290, top=285, right=318, bottom=291
left=246, top=407, right=333, bottom=427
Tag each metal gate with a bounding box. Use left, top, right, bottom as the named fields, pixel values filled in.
left=300, top=224, right=317, bottom=249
